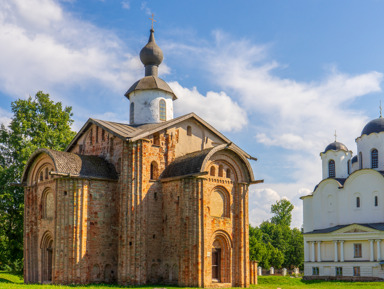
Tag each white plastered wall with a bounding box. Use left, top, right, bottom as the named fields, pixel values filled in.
left=130, top=90, right=174, bottom=124
left=320, top=150, right=352, bottom=179
left=356, top=133, right=384, bottom=171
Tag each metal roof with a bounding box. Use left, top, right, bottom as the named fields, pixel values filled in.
left=305, top=222, right=384, bottom=234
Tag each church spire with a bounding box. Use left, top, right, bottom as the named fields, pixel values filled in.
left=139, top=15, right=163, bottom=77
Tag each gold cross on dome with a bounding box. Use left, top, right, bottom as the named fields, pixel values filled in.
left=334, top=130, right=337, bottom=142
left=149, top=13, right=156, bottom=30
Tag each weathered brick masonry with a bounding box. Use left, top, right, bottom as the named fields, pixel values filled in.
left=22, top=27, right=260, bottom=288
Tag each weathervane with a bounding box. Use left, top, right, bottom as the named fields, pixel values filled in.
left=334, top=130, right=337, bottom=142
left=149, top=13, right=156, bottom=30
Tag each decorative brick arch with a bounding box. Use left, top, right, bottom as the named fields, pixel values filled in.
left=210, top=186, right=230, bottom=218
left=40, top=231, right=53, bottom=283
left=210, top=230, right=232, bottom=283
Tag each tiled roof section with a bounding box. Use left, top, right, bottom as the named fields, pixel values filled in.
left=161, top=148, right=214, bottom=179
left=22, top=148, right=118, bottom=183
left=305, top=222, right=384, bottom=234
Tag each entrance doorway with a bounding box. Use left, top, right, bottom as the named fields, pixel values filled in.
left=41, top=232, right=53, bottom=283
left=212, top=248, right=221, bottom=282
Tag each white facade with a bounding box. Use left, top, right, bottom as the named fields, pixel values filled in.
left=129, top=90, right=174, bottom=124
left=302, top=119, right=384, bottom=280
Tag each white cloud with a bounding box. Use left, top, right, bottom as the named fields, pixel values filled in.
left=165, top=31, right=383, bottom=227
left=121, top=0, right=130, bottom=9
left=0, top=0, right=140, bottom=99
left=140, top=1, right=152, bottom=16
left=170, top=81, right=247, bottom=132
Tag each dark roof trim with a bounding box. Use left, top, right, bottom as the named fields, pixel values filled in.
left=305, top=222, right=384, bottom=234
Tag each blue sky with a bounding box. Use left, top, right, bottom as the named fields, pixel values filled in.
left=1, top=0, right=384, bottom=227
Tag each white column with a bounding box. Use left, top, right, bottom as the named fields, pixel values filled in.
left=317, top=241, right=322, bottom=262
left=340, top=241, right=344, bottom=262
left=370, top=239, right=375, bottom=261
left=311, top=241, right=315, bottom=262
left=377, top=240, right=382, bottom=261
left=334, top=240, right=338, bottom=262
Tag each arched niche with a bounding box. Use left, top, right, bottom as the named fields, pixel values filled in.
left=210, top=187, right=230, bottom=218
left=41, top=188, right=55, bottom=220
left=211, top=230, right=232, bottom=284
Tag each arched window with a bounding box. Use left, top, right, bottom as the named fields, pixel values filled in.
left=150, top=161, right=159, bottom=180
left=210, top=166, right=216, bottom=176
left=328, top=160, right=335, bottom=178
left=226, top=169, right=231, bottom=178
left=210, top=188, right=229, bottom=218
left=359, top=152, right=363, bottom=169
left=42, top=189, right=54, bottom=219
left=45, top=168, right=49, bottom=180
left=356, top=197, right=360, bottom=208
left=347, top=159, right=350, bottom=175
left=375, top=196, right=378, bottom=207
left=41, top=232, right=53, bottom=282
left=40, top=171, right=44, bottom=182
left=218, top=165, right=224, bottom=177
left=371, top=149, right=378, bottom=168
left=130, top=102, right=134, bottom=124
left=187, top=126, right=192, bottom=136
left=159, top=99, right=166, bottom=121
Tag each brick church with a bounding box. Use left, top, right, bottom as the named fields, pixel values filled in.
left=22, top=26, right=259, bottom=287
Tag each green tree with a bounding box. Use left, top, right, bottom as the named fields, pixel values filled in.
left=271, top=199, right=294, bottom=227
left=0, top=91, right=75, bottom=271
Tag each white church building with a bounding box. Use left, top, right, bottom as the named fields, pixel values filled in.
left=301, top=115, right=384, bottom=281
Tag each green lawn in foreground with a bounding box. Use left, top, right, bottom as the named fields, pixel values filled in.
left=1, top=272, right=384, bottom=289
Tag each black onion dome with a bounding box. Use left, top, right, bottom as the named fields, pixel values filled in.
left=140, top=29, right=163, bottom=66
left=361, top=117, right=384, bottom=136
left=323, top=141, right=348, bottom=153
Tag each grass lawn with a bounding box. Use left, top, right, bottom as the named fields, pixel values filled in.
left=1, top=272, right=384, bottom=289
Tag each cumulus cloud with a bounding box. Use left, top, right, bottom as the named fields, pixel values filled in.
left=165, top=31, right=383, bottom=226
left=0, top=107, right=12, bottom=127
left=0, top=0, right=141, bottom=99
left=170, top=81, right=247, bottom=132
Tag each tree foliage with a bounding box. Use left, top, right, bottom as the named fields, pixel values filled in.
left=271, top=199, right=294, bottom=227
left=0, top=91, right=75, bottom=271
left=249, top=199, right=304, bottom=270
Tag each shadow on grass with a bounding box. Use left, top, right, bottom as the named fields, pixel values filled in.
left=0, top=277, right=15, bottom=283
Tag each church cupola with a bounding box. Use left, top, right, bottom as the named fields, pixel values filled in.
left=320, top=137, right=352, bottom=179
left=125, top=25, right=177, bottom=125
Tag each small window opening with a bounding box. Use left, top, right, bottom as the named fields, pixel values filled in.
left=153, top=234, right=156, bottom=239
left=64, top=191, right=68, bottom=196
left=371, top=149, right=378, bottom=168
left=96, top=126, right=99, bottom=143
left=312, top=267, right=319, bottom=276
left=356, top=197, right=360, bottom=208
left=226, top=169, right=231, bottom=178
left=354, top=244, right=362, bottom=258
left=218, top=165, right=224, bottom=177
left=210, top=166, right=216, bottom=176
left=129, top=242, right=132, bottom=246
left=45, top=168, right=49, bottom=180
left=328, top=160, right=335, bottom=178
left=159, top=99, right=166, bottom=121
left=347, top=159, right=350, bottom=175
left=90, top=128, right=93, bottom=144
left=375, top=196, right=378, bottom=207
left=353, top=266, right=360, bottom=276
left=153, top=133, right=160, bottom=146
left=154, top=192, right=157, bottom=200
left=187, top=126, right=192, bottom=136
left=359, top=152, right=363, bottom=169
left=336, top=267, right=343, bottom=276
left=150, top=161, right=159, bottom=180
left=130, top=102, right=134, bottom=124
left=40, top=172, right=43, bottom=181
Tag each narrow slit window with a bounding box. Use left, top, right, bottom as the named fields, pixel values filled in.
left=375, top=196, right=378, bottom=207
left=371, top=149, right=378, bottom=168
left=356, top=197, right=360, bottom=208
left=359, top=152, right=363, bottom=169
left=328, top=160, right=335, bottom=178
left=159, top=100, right=166, bottom=121
left=130, top=102, right=134, bottom=124
left=96, top=126, right=99, bottom=143
left=187, top=126, right=192, bottom=136
left=210, top=166, right=216, bottom=176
